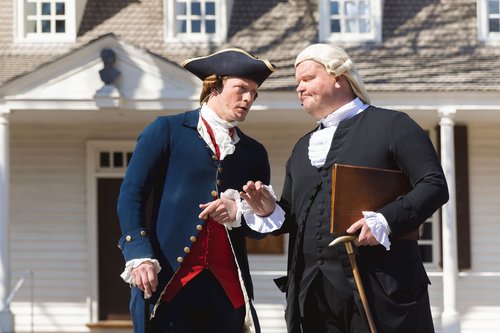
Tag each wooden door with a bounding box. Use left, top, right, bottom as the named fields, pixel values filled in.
left=97, top=178, right=131, bottom=320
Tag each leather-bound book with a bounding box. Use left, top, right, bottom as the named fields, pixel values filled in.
left=330, top=164, right=418, bottom=240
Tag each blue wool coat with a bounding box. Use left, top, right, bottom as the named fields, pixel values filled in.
left=117, top=109, right=270, bottom=333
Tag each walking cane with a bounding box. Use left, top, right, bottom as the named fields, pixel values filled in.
left=329, top=235, right=378, bottom=333
left=144, top=294, right=150, bottom=333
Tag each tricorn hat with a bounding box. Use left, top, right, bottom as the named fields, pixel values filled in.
left=181, top=48, right=276, bottom=86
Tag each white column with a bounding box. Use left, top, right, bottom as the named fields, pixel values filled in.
left=0, top=109, right=14, bottom=332
left=438, top=107, right=460, bottom=333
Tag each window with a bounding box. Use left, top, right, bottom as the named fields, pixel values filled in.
left=16, top=0, right=76, bottom=42
left=478, top=0, right=500, bottom=42
left=419, top=216, right=440, bottom=267
left=318, top=0, right=383, bottom=43
left=164, top=0, right=230, bottom=42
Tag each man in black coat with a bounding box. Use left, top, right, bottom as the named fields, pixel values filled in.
left=242, top=44, right=449, bottom=333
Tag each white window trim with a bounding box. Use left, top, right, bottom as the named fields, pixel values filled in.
left=163, top=0, right=230, bottom=43
left=86, top=140, right=136, bottom=323
left=477, top=0, right=500, bottom=43
left=14, top=0, right=77, bottom=43
left=318, top=0, right=383, bottom=44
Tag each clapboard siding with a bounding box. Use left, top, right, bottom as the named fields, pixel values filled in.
left=9, top=122, right=148, bottom=331
left=468, top=126, right=500, bottom=271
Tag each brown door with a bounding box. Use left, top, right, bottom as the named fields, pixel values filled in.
left=97, top=178, right=131, bottom=320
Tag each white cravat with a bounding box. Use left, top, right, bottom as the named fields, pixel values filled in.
left=308, top=98, right=368, bottom=168
left=198, top=104, right=240, bottom=160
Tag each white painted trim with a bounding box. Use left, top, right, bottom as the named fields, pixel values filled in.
left=163, top=0, right=229, bottom=43
left=14, top=0, right=77, bottom=43
left=318, top=0, right=383, bottom=43
left=477, top=0, right=500, bottom=44
left=85, top=140, right=135, bottom=323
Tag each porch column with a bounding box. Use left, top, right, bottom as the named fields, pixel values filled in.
left=0, top=109, right=14, bottom=332
left=438, top=107, right=460, bottom=333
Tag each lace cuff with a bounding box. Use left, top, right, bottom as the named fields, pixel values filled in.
left=120, top=258, right=161, bottom=284
left=241, top=185, right=286, bottom=233
left=220, top=189, right=243, bottom=230
left=362, top=211, right=391, bottom=251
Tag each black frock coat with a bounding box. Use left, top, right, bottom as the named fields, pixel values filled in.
left=274, top=106, right=449, bottom=333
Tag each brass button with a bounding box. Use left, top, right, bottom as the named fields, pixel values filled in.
left=125, top=235, right=132, bottom=242
left=196, top=225, right=203, bottom=231
left=216, top=179, right=221, bottom=186
left=211, top=155, right=218, bottom=161
left=190, top=236, right=197, bottom=242
left=177, top=257, right=184, bottom=263
left=218, top=167, right=223, bottom=173
left=211, top=190, right=218, bottom=198
left=184, top=247, right=190, bottom=254
left=140, top=230, right=147, bottom=237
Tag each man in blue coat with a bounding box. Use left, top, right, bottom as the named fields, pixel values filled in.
left=242, top=44, right=449, bottom=332
left=117, top=48, right=281, bottom=333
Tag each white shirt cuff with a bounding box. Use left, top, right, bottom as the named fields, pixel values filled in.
left=120, top=258, right=161, bottom=284
left=241, top=185, right=285, bottom=233
left=363, top=211, right=391, bottom=251
left=220, top=189, right=243, bottom=230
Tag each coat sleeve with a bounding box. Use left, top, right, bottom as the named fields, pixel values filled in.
left=379, top=112, right=449, bottom=237
left=116, top=117, right=171, bottom=261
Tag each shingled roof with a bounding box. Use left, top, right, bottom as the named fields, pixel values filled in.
left=1, top=0, right=499, bottom=92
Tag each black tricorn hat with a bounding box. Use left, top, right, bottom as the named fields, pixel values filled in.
left=181, top=48, right=276, bottom=87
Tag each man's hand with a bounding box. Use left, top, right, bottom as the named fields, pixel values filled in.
left=131, top=261, right=158, bottom=299
left=346, top=218, right=380, bottom=247
left=199, top=198, right=237, bottom=223
left=241, top=181, right=276, bottom=216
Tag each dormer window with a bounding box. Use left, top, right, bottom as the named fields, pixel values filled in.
left=478, top=0, right=500, bottom=42
left=319, top=0, right=382, bottom=43
left=164, top=0, right=230, bottom=42
left=16, top=0, right=76, bottom=42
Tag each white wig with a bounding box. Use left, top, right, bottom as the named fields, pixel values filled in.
left=295, top=44, right=370, bottom=104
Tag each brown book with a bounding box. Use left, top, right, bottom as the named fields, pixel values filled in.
left=330, top=164, right=418, bottom=240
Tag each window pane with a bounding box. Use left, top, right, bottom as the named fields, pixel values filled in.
left=100, top=152, right=110, bottom=167
left=331, top=19, right=341, bottom=32
left=113, top=152, right=124, bottom=168
left=330, top=1, right=339, bottom=15
left=191, top=2, right=201, bottom=15
left=359, top=1, right=370, bottom=16
left=176, top=2, right=187, bottom=15
left=55, top=20, right=65, bottom=32
left=27, top=19, right=37, bottom=32
left=420, top=223, right=433, bottom=240
left=206, top=19, right=215, bottom=33
left=346, top=18, right=356, bottom=32
left=55, top=2, right=65, bottom=15
left=419, top=245, right=433, bottom=263
left=26, top=2, right=37, bottom=15
left=177, top=19, right=187, bottom=32
left=345, top=1, right=357, bottom=16
left=191, top=19, right=201, bottom=32
left=489, top=18, right=500, bottom=32
left=489, top=0, right=500, bottom=14
left=41, top=2, right=51, bottom=15
left=126, top=152, right=133, bottom=166
left=41, top=19, right=51, bottom=32
left=206, top=2, right=216, bottom=15
left=359, top=18, right=370, bottom=33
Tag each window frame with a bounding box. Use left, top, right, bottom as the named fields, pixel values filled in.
left=164, top=0, right=230, bottom=43
left=15, top=0, right=76, bottom=43
left=477, top=0, right=500, bottom=43
left=318, top=0, right=383, bottom=43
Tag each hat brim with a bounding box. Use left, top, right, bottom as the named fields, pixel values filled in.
left=181, top=48, right=276, bottom=86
